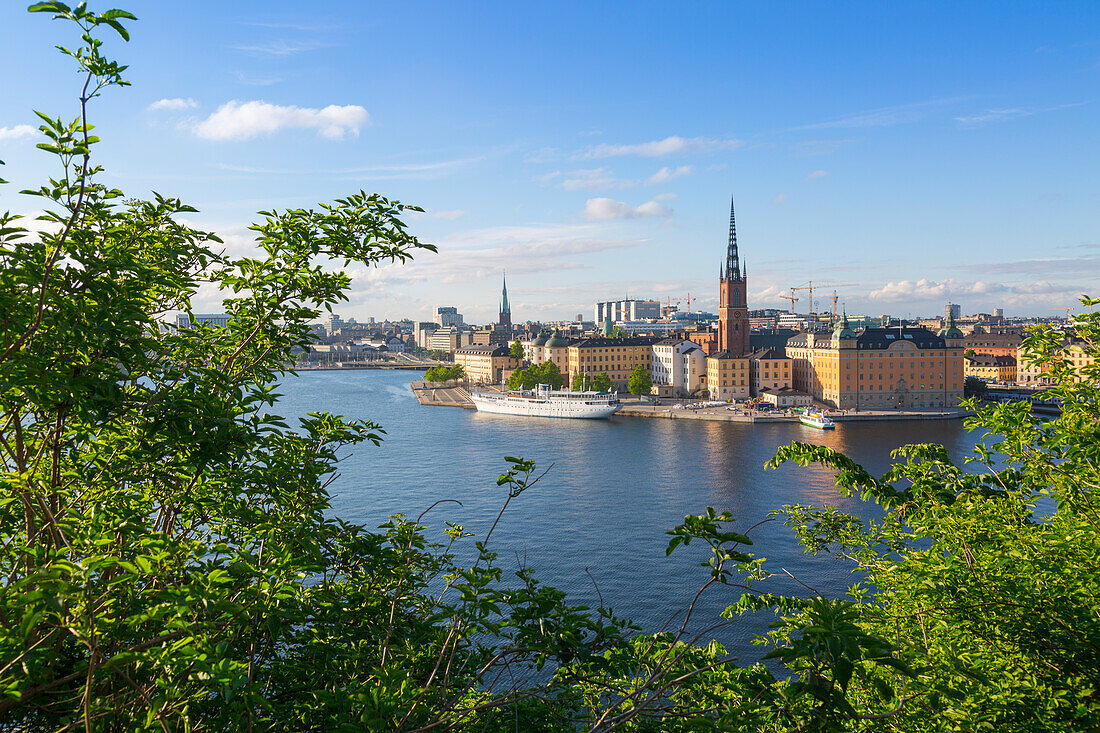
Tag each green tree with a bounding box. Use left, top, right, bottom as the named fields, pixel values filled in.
left=628, top=364, right=652, bottom=395
left=425, top=364, right=464, bottom=382
left=510, top=338, right=524, bottom=360
left=507, top=365, right=532, bottom=390
left=593, top=371, right=613, bottom=393
left=536, top=359, right=564, bottom=389
left=965, top=374, right=988, bottom=397
left=571, top=372, right=592, bottom=391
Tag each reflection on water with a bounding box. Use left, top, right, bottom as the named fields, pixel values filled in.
left=276, top=369, right=981, bottom=656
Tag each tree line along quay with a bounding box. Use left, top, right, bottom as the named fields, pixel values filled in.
left=2, top=4, right=1099, bottom=731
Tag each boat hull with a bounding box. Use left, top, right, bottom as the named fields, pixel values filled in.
left=470, top=392, right=622, bottom=419
left=799, top=416, right=835, bottom=429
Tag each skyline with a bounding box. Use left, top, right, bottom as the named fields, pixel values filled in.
left=1, top=1, right=1098, bottom=322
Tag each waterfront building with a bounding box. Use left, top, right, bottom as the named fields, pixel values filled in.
left=414, top=321, right=439, bottom=350
left=749, top=348, right=792, bottom=395
left=652, top=338, right=706, bottom=397
left=471, top=327, right=511, bottom=346
left=594, top=299, right=662, bottom=324
left=758, top=387, right=813, bottom=408
left=785, top=314, right=964, bottom=410
left=566, top=336, right=658, bottom=390
left=522, top=331, right=572, bottom=373
left=455, top=344, right=520, bottom=385
left=964, top=354, right=1017, bottom=383
left=717, top=195, right=751, bottom=357
left=706, top=351, right=751, bottom=401
left=433, top=306, right=463, bottom=327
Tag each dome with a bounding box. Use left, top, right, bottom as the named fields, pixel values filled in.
left=937, top=312, right=963, bottom=340
left=546, top=330, right=569, bottom=348
left=832, top=312, right=855, bottom=340
left=531, top=332, right=548, bottom=347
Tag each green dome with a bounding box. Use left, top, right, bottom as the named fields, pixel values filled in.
left=531, top=332, right=548, bottom=347
left=546, top=330, right=569, bottom=348
left=937, top=311, right=963, bottom=340
left=832, top=312, right=855, bottom=340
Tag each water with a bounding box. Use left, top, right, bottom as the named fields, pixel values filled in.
left=275, top=369, right=980, bottom=659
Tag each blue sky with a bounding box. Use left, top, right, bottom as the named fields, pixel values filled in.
left=1, top=1, right=1098, bottom=322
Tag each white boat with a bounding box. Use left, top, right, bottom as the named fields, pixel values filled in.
left=470, top=384, right=622, bottom=419
left=799, top=412, right=836, bottom=429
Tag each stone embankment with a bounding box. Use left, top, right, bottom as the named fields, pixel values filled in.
left=409, top=382, right=969, bottom=422
left=410, top=380, right=476, bottom=409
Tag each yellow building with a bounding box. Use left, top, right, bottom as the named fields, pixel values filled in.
left=786, top=314, right=964, bottom=410
left=454, top=344, right=520, bottom=385
left=749, top=348, right=792, bottom=394
left=567, top=336, right=658, bottom=390
left=706, top=351, right=751, bottom=401
left=964, top=354, right=1016, bottom=383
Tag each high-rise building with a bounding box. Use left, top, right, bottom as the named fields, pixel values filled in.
left=594, top=299, right=662, bottom=324
left=433, top=306, right=463, bottom=327
left=946, top=303, right=961, bottom=321
left=498, top=273, right=512, bottom=329
left=717, top=194, right=750, bottom=357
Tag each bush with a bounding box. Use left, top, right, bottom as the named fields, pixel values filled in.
left=425, top=364, right=464, bottom=382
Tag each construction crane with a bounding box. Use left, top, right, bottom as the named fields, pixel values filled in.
left=1051, top=307, right=1072, bottom=318
left=779, top=290, right=799, bottom=313
left=790, top=281, right=860, bottom=318
left=682, top=293, right=697, bottom=313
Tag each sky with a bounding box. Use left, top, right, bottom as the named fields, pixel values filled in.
left=1, top=1, right=1098, bottom=323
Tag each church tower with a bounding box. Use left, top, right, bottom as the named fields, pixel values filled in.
left=718, top=194, right=750, bottom=356
left=498, top=272, right=512, bottom=329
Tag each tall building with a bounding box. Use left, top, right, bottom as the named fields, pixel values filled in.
left=946, top=303, right=961, bottom=321
left=498, top=273, right=512, bottom=329
left=594, top=299, right=662, bottom=323
left=718, top=195, right=750, bottom=357
left=433, top=306, right=463, bottom=327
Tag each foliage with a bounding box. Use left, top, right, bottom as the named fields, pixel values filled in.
left=764, top=297, right=1100, bottom=731
left=425, top=364, right=465, bottom=382
left=507, top=360, right=564, bottom=390
left=510, top=339, right=524, bottom=360
left=428, top=348, right=451, bottom=361
left=964, top=374, right=988, bottom=397
left=593, top=372, right=613, bottom=393
left=571, top=372, right=593, bottom=391
left=4, top=6, right=1100, bottom=732
left=628, top=364, right=652, bottom=395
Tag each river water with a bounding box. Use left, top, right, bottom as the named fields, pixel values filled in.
left=276, top=369, right=981, bottom=659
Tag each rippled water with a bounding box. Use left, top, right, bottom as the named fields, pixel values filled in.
left=275, top=369, right=980, bottom=657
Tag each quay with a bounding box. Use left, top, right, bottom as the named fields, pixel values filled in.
left=409, top=381, right=969, bottom=421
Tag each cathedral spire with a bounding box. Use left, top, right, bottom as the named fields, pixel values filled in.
left=726, top=193, right=741, bottom=282
left=500, top=271, right=510, bottom=315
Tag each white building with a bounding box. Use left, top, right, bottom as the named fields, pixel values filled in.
left=594, top=299, right=662, bottom=324
left=652, top=338, right=706, bottom=397
left=175, top=313, right=232, bottom=329
left=433, top=306, right=463, bottom=327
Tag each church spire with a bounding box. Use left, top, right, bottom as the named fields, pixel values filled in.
left=500, top=271, right=510, bottom=315
left=726, top=193, right=742, bottom=282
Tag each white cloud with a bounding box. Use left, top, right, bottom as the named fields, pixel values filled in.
left=582, top=197, right=672, bottom=221
left=653, top=193, right=677, bottom=201
left=794, top=98, right=961, bottom=131
left=806, top=169, right=828, bottom=180
left=770, top=193, right=787, bottom=205
left=954, top=101, right=1087, bottom=127
left=646, top=165, right=692, bottom=184
left=148, top=97, right=197, bottom=111
left=232, top=39, right=330, bottom=56
left=578, top=136, right=742, bottom=159
left=0, top=124, right=36, bottom=141
left=193, top=100, right=369, bottom=141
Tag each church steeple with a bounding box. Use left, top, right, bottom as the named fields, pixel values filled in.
left=497, top=271, right=512, bottom=329
left=725, top=194, right=742, bottom=283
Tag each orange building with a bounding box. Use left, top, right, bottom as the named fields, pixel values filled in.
left=706, top=352, right=751, bottom=401
left=566, top=336, right=658, bottom=390
left=786, top=314, right=965, bottom=410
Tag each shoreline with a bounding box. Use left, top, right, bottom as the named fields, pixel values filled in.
left=409, top=381, right=971, bottom=422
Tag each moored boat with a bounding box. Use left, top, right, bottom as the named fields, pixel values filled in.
left=799, top=412, right=836, bottom=429
left=470, top=384, right=622, bottom=419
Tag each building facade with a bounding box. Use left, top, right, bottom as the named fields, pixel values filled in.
left=717, top=195, right=750, bottom=357
left=964, top=354, right=1017, bottom=383
left=566, top=336, right=658, bottom=390
left=786, top=315, right=964, bottom=410
left=455, top=344, right=520, bottom=385
left=433, top=306, right=463, bottom=327
left=594, top=299, right=662, bottom=324
left=749, top=348, right=792, bottom=394
left=652, top=338, right=706, bottom=397
left=706, top=352, right=751, bottom=401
